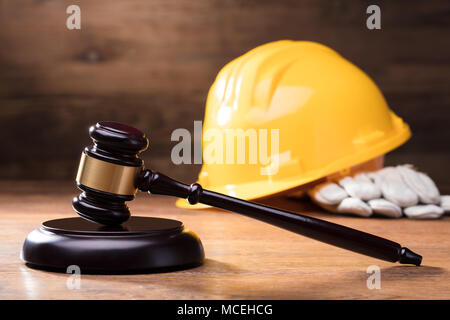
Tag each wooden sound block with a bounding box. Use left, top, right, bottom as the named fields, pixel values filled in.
left=21, top=216, right=204, bottom=273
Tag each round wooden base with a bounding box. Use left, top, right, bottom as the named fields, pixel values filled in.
left=21, top=216, right=204, bottom=274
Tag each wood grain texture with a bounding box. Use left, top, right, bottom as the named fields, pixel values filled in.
left=0, top=0, right=449, bottom=182
left=0, top=181, right=449, bottom=299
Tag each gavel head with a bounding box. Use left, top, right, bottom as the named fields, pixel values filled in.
left=72, top=121, right=149, bottom=225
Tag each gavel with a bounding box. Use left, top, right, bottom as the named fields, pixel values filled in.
left=72, top=121, right=422, bottom=266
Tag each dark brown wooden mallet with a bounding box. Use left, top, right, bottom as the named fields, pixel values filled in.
left=72, top=121, right=422, bottom=266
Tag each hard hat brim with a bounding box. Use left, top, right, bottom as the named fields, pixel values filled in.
left=176, top=120, right=411, bottom=209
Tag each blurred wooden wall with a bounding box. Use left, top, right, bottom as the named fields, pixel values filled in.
left=0, top=0, right=449, bottom=184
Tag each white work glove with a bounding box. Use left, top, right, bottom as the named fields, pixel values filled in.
left=308, top=164, right=449, bottom=219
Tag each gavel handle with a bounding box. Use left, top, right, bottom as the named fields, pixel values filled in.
left=138, top=170, right=422, bottom=265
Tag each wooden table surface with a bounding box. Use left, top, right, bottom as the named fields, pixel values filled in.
left=1, top=181, right=449, bottom=300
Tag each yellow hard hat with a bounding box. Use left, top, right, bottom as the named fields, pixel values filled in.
left=176, top=40, right=410, bottom=208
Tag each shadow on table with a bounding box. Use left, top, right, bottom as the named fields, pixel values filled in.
left=380, top=265, right=447, bottom=278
